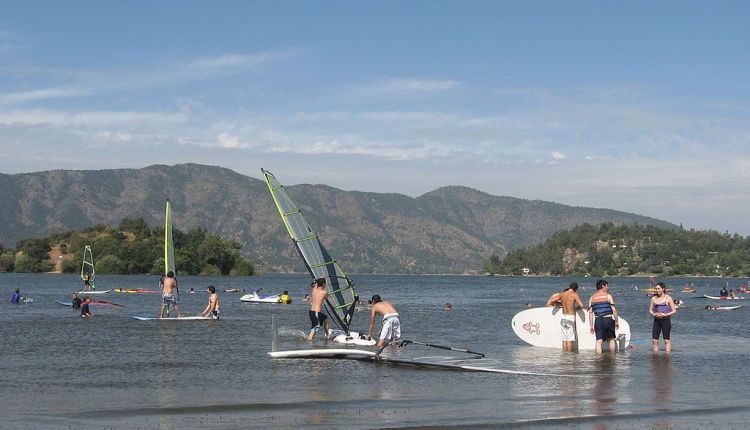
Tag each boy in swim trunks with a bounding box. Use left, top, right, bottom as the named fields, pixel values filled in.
left=307, top=278, right=329, bottom=340
left=558, top=282, right=585, bottom=351
left=366, top=295, right=401, bottom=347
left=588, top=279, right=620, bottom=354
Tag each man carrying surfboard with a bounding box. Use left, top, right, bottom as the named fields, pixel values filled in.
left=588, top=279, right=620, bottom=354
left=556, top=283, right=585, bottom=351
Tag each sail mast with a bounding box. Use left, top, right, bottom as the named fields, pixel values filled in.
left=164, top=197, right=175, bottom=275
left=261, top=168, right=357, bottom=333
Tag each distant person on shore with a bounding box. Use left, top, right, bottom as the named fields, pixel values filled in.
left=366, top=295, right=401, bottom=347
left=588, top=279, right=620, bottom=354
left=71, top=292, right=82, bottom=309
left=82, top=272, right=93, bottom=291
left=443, top=303, right=453, bottom=311
left=160, top=271, right=182, bottom=318
left=81, top=298, right=94, bottom=317
left=10, top=288, right=21, bottom=304
left=307, top=278, right=329, bottom=341
left=279, top=290, right=291, bottom=304
left=200, top=285, right=220, bottom=319
left=558, top=283, right=585, bottom=351
left=649, top=282, right=676, bottom=353
left=720, top=286, right=729, bottom=297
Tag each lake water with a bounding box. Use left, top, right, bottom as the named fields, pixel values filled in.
left=2, top=273, right=749, bottom=429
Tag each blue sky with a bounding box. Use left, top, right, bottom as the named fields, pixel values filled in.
left=1, top=1, right=749, bottom=234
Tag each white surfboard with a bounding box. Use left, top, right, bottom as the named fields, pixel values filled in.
left=331, top=331, right=377, bottom=346
left=703, top=295, right=745, bottom=300
left=131, top=315, right=213, bottom=321
left=76, top=289, right=112, bottom=295
left=268, top=349, right=377, bottom=359
left=511, top=307, right=630, bottom=351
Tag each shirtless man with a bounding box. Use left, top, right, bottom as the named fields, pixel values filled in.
left=366, top=295, right=401, bottom=347
left=200, top=285, right=220, bottom=319
left=557, top=282, right=585, bottom=351
left=545, top=285, right=571, bottom=307
left=160, top=271, right=182, bottom=318
left=307, top=278, right=329, bottom=340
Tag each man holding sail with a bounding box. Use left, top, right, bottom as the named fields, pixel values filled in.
left=307, top=278, right=330, bottom=340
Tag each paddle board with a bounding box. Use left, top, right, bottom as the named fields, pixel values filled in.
left=511, top=307, right=630, bottom=351
left=76, top=289, right=112, bottom=295
left=130, top=315, right=213, bottom=321
left=57, top=299, right=124, bottom=307
left=705, top=305, right=743, bottom=310
left=703, top=295, right=745, bottom=300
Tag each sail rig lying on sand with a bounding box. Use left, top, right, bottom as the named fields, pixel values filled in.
left=261, top=168, right=373, bottom=345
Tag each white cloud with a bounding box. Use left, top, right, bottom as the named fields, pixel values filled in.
left=0, top=88, right=88, bottom=104
left=376, top=77, right=459, bottom=93
left=551, top=151, right=566, bottom=160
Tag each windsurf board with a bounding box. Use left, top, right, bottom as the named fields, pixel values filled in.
left=131, top=315, right=213, bottom=321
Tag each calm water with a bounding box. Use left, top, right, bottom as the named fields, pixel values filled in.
left=2, top=273, right=749, bottom=429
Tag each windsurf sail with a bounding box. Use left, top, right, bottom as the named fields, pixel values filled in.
left=80, top=245, right=96, bottom=290
left=164, top=198, right=175, bottom=275
left=261, top=168, right=357, bottom=333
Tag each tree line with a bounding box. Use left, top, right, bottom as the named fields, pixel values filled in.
left=485, top=223, right=750, bottom=277
left=0, top=218, right=255, bottom=276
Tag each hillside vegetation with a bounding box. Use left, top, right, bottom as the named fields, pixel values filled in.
left=0, top=164, right=676, bottom=274
left=485, top=223, right=750, bottom=277
left=0, top=219, right=255, bottom=275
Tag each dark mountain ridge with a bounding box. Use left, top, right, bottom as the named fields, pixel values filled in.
left=0, top=164, right=676, bottom=273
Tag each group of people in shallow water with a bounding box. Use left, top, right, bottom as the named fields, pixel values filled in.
left=546, top=279, right=676, bottom=353
left=305, top=277, right=401, bottom=347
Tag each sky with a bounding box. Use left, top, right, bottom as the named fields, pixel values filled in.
left=1, top=1, right=749, bottom=234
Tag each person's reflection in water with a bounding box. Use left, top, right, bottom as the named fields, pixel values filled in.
left=592, top=355, right=617, bottom=430
left=650, top=354, right=674, bottom=429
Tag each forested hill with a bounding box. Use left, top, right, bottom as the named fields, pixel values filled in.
left=486, top=223, right=750, bottom=277
left=0, top=164, right=675, bottom=274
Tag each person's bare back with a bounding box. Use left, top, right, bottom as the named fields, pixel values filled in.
left=310, top=283, right=327, bottom=312
left=560, top=289, right=584, bottom=315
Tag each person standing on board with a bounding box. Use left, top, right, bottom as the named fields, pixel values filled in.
left=588, top=279, right=621, bottom=354
left=200, top=285, right=220, bottom=319
left=556, top=283, right=585, bottom=351
left=160, top=271, right=182, bottom=318
left=649, top=282, right=676, bottom=353
left=307, top=278, right=329, bottom=340
left=82, top=272, right=93, bottom=291
left=366, top=295, right=401, bottom=347
left=81, top=297, right=94, bottom=317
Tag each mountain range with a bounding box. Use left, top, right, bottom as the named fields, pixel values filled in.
left=0, top=164, right=675, bottom=273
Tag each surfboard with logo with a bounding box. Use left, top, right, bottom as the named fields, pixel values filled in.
left=511, top=307, right=630, bottom=351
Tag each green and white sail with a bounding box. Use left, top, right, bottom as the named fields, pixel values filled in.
left=164, top=198, right=175, bottom=275
left=261, top=168, right=358, bottom=333
left=80, top=245, right=95, bottom=289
